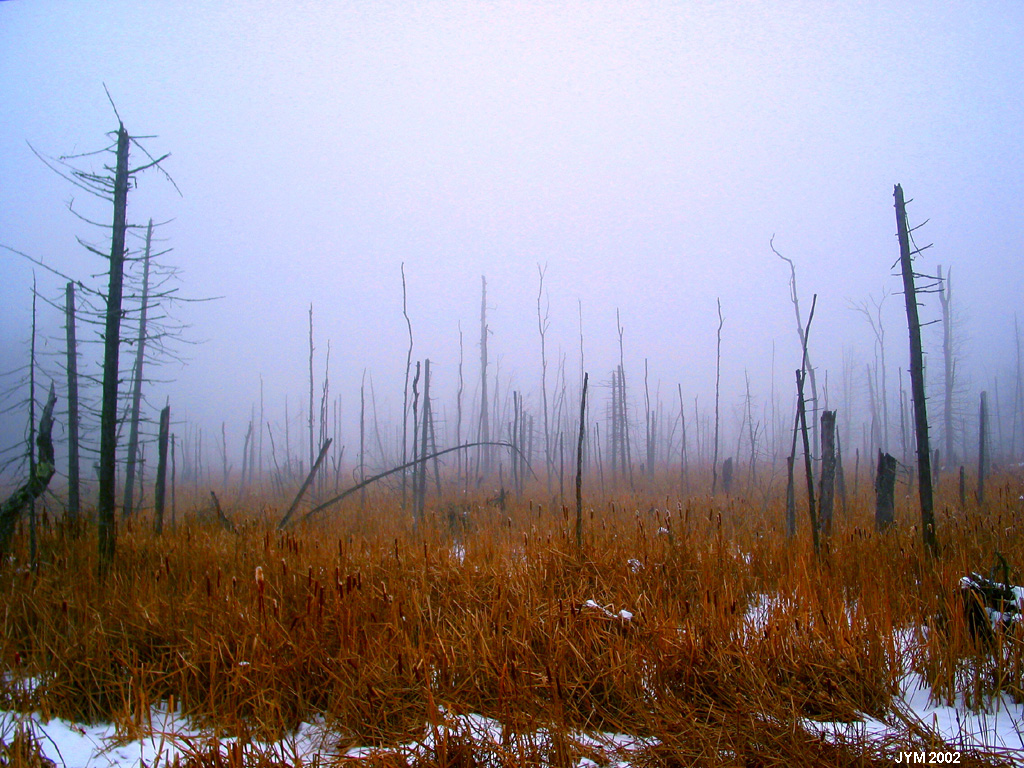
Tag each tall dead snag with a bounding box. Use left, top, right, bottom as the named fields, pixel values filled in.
left=123, top=219, right=154, bottom=519
left=818, top=410, right=837, bottom=539
left=677, top=384, right=689, bottom=495
left=875, top=451, right=897, bottom=531
left=575, top=372, right=589, bottom=552
left=785, top=456, right=796, bottom=538
left=65, top=282, right=81, bottom=532
left=0, top=384, right=57, bottom=560
left=938, top=266, right=956, bottom=466
left=797, top=369, right=818, bottom=554
left=977, top=390, right=988, bottom=504
left=615, top=311, right=633, bottom=488
left=415, top=359, right=431, bottom=523
left=711, top=299, right=723, bottom=494
left=401, top=266, right=414, bottom=509
left=478, top=276, right=490, bottom=478
left=537, top=264, right=552, bottom=495
left=785, top=294, right=817, bottom=547
left=308, top=304, right=315, bottom=489
left=773, top=236, right=820, bottom=458
left=98, top=123, right=131, bottom=571
left=153, top=403, right=170, bottom=534
left=894, top=183, right=938, bottom=556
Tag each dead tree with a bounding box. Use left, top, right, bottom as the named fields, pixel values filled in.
left=65, top=282, right=81, bottom=532
left=819, top=410, right=837, bottom=539
left=0, top=384, right=56, bottom=560
left=677, top=383, right=689, bottom=495
left=874, top=451, right=897, bottom=531
left=938, top=266, right=957, bottom=466
left=773, top=236, right=820, bottom=458
left=97, top=124, right=131, bottom=571
left=850, top=291, right=891, bottom=451
left=401, top=265, right=414, bottom=508
left=978, top=390, right=988, bottom=504
left=308, top=304, right=315, bottom=491
left=537, top=264, right=552, bottom=494
left=153, top=403, right=170, bottom=534
left=122, top=219, right=154, bottom=519
left=415, top=359, right=432, bottom=523
left=894, top=183, right=938, bottom=556
left=478, top=276, right=490, bottom=477
left=712, top=298, right=724, bottom=494
left=575, top=373, right=589, bottom=552
left=785, top=294, right=818, bottom=546
left=615, top=310, right=633, bottom=488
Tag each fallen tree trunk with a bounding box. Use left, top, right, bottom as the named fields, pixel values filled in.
left=296, top=441, right=525, bottom=527
left=0, top=384, right=57, bottom=559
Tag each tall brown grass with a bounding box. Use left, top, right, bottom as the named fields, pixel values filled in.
left=1, top=468, right=1022, bottom=766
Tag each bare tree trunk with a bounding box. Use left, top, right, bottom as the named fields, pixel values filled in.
left=644, top=360, right=651, bottom=480
left=123, top=219, right=154, bottom=519
left=308, top=304, right=315, bottom=488
left=359, top=371, right=366, bottom=508
left=277, top=438, right=332, bottom=531
left=773, top=236, right=820, bottom=459
left=416, top=360, right=431, bottom=523
left=819, top=410, right=837, bottom=539
left=65, top=282, right=81, bottom=532
left=938, top=266, right=956, bottom=467
left=1012, top=316, right=1022, bottom=463
left=479, top=276, right=490, bottom=478
left=616, top=313, right=634, bottom=489
left=0, top=385, right=56, bottom=559
left=401, top=265, right=414, bottom=509
left=537, top=264, right=552, bottom=494
left=575, top=373, right=588, bottom=553
left=98, top=124, right=130, bottom=572
left=797, top=369, right=819, bottom=554
left=874, top=451, right=897, bottom=532
left=411, top=362, right=421, bottom=519
left=678, top=384, right=688, bottom=495
left=154, top=404, right=170, bottom=534
left=894, top=184, right=938, bottom=556
left=977, top=390, right=988, bottom=504
left=171, top=433, right=176, bottom=527
left=785, top=455, right=796, bottom=538
left=712, top=299, right=723, bottom=494
left=28, top=281, right=38, bottom=567
left=456, top=323, right=464, bottom=488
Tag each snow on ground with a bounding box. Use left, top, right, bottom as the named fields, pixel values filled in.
left=5, top=596, right=1024, bottom=766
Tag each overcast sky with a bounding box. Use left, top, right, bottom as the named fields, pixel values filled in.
left=2, top=1, right=1022, bottom=468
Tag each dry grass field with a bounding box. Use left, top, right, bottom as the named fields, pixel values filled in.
left=2, top=469, right=1023, bottom=766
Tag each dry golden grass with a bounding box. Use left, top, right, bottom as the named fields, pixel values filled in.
left=1, top=467, right=1022, bottom=766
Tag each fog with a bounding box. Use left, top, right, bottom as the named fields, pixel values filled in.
left=2, top=2, right=1022, bottom=490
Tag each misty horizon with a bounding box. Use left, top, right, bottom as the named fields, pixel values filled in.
left=2, top=2, right=1022, bottom=498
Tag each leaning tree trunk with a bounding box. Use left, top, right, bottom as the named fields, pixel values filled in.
left=894, top=183, right=938, bottom=556
left=98, top=123, right=131, bottom=572
left=123, top=218, right=154, bottom=520
left=0, top=385, right=56, bottom=560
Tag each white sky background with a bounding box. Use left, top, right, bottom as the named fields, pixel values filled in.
left=1, top=1, right=1022, bottom=469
